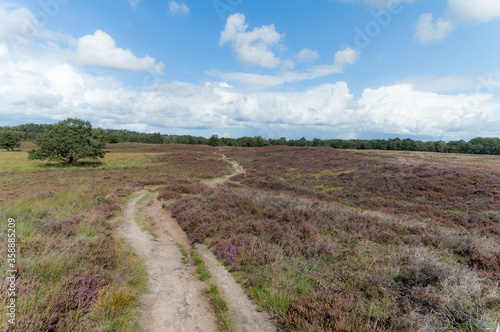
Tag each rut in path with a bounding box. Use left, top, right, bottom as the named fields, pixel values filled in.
left=120, top=156, right=276, bottom=332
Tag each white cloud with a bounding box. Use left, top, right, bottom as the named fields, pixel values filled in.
left=208, top=65, right=344, bottom=90
left=297, top=49, right=320, bottom=62
left=76, top=30, right=164, bottom=73
left=209, top=70, right=326, bottom=90
left=334, top=48, right=360, bottom=68
left=209, top=48, right=359, bottom=90
left=0, top=4, right=36, bottom=43
left=0, top=43, right=7, bottom=57
left=401, top=73, right=500, bottom=92
left=219, top=13, right=283, bottom=69
left=281, top=59, right=295, bottom=70
left=168, top=1, right=189, bottom=16
left=415, top=1, right=500, bottom=44
left=0, top=3, right=72, bottom=44
left=128, top=0, right=140, bottom=9
left=414, top=13, right=454, bottom=44
left=448, top=0, right=500, bottom=23
left=356, top=84, right=499, bottom=137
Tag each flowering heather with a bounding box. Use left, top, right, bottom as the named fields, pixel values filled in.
left=56, top=270, right=107, bottom=311
left=154, top=151, right=233, bottom=179
left=222, top=146, right=500, bottom=227
left=212, top=240, right=241, bottom=267
left=171, top=146, right=500, bottom=331
left=157, top=179, right=208, bottom=200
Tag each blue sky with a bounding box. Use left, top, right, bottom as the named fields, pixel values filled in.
left=0, top=0, right=499, bottom=140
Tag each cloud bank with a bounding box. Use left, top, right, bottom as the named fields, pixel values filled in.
left=1, top=36, right=498, bottom=140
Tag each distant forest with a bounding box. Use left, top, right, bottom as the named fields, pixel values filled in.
left=2, top=122, right=500, bottom=155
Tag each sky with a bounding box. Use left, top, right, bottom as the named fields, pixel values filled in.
left=0, top=0, right=499, bottom=141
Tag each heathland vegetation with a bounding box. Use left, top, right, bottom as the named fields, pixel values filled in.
left=0, top=143, right=233, bottom=331
left=170, top=146, right=500, bottom=331
left=0, top=121, right=499, bottom=331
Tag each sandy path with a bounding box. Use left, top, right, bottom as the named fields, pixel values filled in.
left=120, top=193, right=217, bottom=332
left=205, top=154, right=244, bottom=188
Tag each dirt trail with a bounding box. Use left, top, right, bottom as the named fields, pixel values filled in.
left=120, top=193, right=217, bottom=332
left=120, top=155, right=276, bottom=332
left=205, top=153, right=244, bottom=188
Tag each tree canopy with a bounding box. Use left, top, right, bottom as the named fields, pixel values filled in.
left=208, top=134, right=219, bottom=148
left=28, top=118, right=106, bottom=165
left=5, top=120, right=500, bottom=156
left=0, top=131, right=21, bottom=151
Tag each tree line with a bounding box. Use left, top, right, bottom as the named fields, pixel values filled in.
left=1, top=122, right=500, bottom=156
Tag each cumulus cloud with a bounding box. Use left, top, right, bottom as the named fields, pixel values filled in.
left=415, top=0, right=500, bottom=44
left=168, top=1, right=189, bottom=16
left=334, top=48, right=360, bottom=68
left=219, top=13, right=283, bottom=69
left=76, top=30, right=164, bottom=73
left=414, top=13, right=454, bottom=44
left=297, top=49, right=320, bottom=62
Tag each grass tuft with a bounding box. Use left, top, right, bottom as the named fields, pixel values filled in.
left=205, top=285, right=236, bottom=332
left=192, top=250, right=211, bottom=281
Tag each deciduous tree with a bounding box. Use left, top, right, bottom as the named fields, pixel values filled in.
left=0, top=131, right=21, bottom=151
left=28, top=118, right=106, bottom=165
left=208, top=134, right=219, bottom=149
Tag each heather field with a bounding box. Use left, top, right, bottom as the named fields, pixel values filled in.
left=172, top=146, right=500, bottom=331
left=1, top=143, right=499, bottom=331
left=0, top=143, right=232, bottom=331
